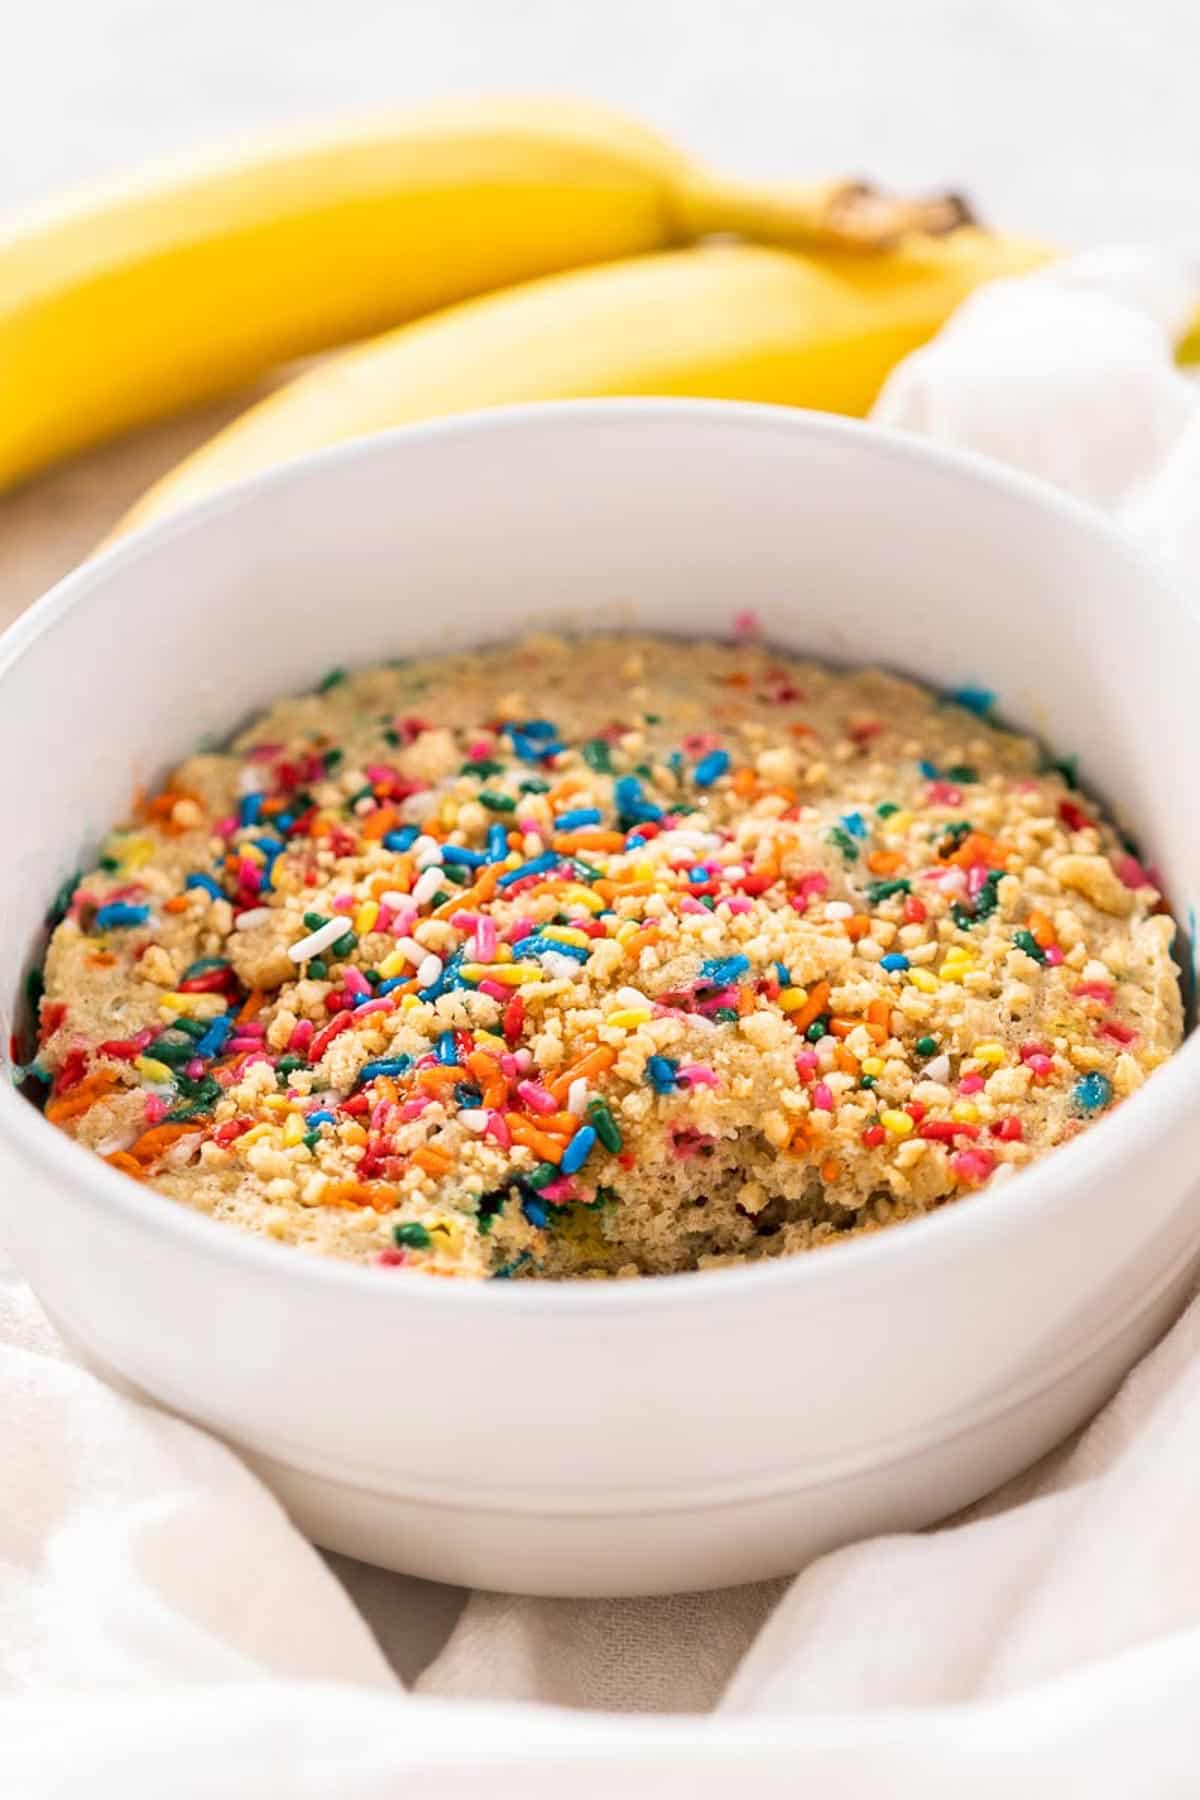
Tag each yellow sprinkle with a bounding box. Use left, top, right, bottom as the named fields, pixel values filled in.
left=282, top=1112, right=307, bottom=1147
left=971, top=1041, right=1006, bottom=1064
left=474, top=1031, right=507, bottom=1054
left=260, top=1094, right=288, bottom=1114
left=939, top=958, right=974, bottom=984
left=378, top=949, right=410, bottom=979
left=460, top=963, right=539, bottom=986
left=439, top=800, right=460, bottom=827
left=778, top=988, right=811, bottom=1013
left=614, top=921, right=639, bottom=943
left=543, top=926, right=590, bottom=948
left=907, top=968, right=939, bottom=993
left=354, top=900, right=380, bottom=936
left=888, top=811, right=914, bottom=832
left=133, top=1056, right=173, bottom=1084
left=236, top=1123, right=272, bottom=1148
left=632, top=861, right=656, bottom=883
left=494, top=943, right=514, bottom=963
left=340, top=1122, right=368, bottom=1146
left=116, top=837, right=155, bottom=871
left=608, top=1007, right=652, bottom=1029
left=951, top=1101, right=980, bottom=1123
left=400, top=993, right=421, bottom=1011
left=561, top=884, right=605, bottom=914
left=238, top=843, right=266, bottom=866
left=861, top=1056, right=884, bottom=1076
left=880, top=1109, right=915, bottom=1137
left=427, top=1216, right=464, bottom=1255
left=158, top=992, right=197, bottom=1014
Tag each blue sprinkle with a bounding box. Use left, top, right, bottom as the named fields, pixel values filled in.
left=376, top=977, right=406, bottom=996
left=275, top=813, right=295, bottom=835
left=306, top=1110, right=336, bottom=1127
left=237, top=793, right=263, bottom=827
left=625, top=834, right=647, bottom=849
left=194, top=1014, right=234, bottom=1059
left=384, top=827, right=420, bottom=853
left=521, top=1195, right=550, bottom=1229
left=435, top=1032, right=459, bottom=1066
left=454, top=1083, right=483, bottom=1109
left=613, top=775, right=663, bottom=823
left=94, top=902, right=150, bottom=930
left=357, top=1056, right=414, bottom=1084
left=688, top=866, right=710, bottom=883
left=516, top=719, right=559, bottom=741
left=918, top=759, right=940, bottom=781
left=560, top=1125, right=597, bottom=1175
left=487, top=823, right=510, bottom=861
left=185, top=873, right=223, bottom=899
left=700, top=953, right=751, bottom=986
left=774, top=962, right=791, bottom=987
left=841, top=810, right=868, bottom=839
left=1074, top=1072, right=1113, bottom=1114
left=880, top=953, right=910, bottom=972
left=950, top=684, right=997, bottom=718
left=440, top=845, right=486, bottom=868
left=521, top=937, right=590, bottom=962
left=645, top=1055, right=679, bottom=1094
left=693, top=748, right=731, bottom=788
left=555, top=808, right=603, bottom=830
left=497, top=853, right=559, bottom=888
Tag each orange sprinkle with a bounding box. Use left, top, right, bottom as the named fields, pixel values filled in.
left=163, top=896, right=189, bottom=914
left=126, top=1119, right=208, bottom=1165
left=549, top=1044, right=616, bottom=1104
left=835, top=1046, right=859, bottom=1075
left=360, top=805, right=400, bottom=841
left=434, top=865, right=499, bottom=918
left=946, top=831, right=1011, bottom=870
left=547, top=776, right=590, bottom=804
left=731, top=767, right=759, bottom=799
left=44, top=1069, right=121, bottom=1123
left=1027, top=908, right=1056, bottom=949
left=787, top=980, right=830, bottom=1035
left=842, top=914, right=872, bottom=942
left=553, top=830, right=627, bottom=854
left=866, top=850, right=904, bottom=876
left=236, top=988, right=266, bottom=1024
left=722, top=671, right=752, bottom=688
left=505, top=1116, right=564, bottom=1163
left=105, top=1151, right=146, bottom=1180
left=820, top=1158, right=842, bottom=1184
left=87, top=952, right=118, bottom=968
left=412, top=1144, right=453, bottom=1177
left=416, top=1066, right=462, bottom=1094
left=623, top=927, right=660, bottom=960
left=867, top=998, right=891, bottom=1031
left=325, top=1178, right=400, bottom=1211
left=593, top=880, right=655, bottom=901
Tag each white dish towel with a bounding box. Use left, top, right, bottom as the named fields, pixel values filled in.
left=4, top=248, right=1200, bottom=1797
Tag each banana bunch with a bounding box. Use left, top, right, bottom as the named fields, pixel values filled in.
left=3, top=95, right=1178, bottom=536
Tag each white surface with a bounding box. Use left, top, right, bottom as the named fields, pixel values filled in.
left=4, top=384, right=1200, bottom=1599
left=4, top=0, right=1199, bottom=245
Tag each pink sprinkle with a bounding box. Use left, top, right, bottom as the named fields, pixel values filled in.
left=682, top=731, right=720, bottom=754
left=479, top=980, right=509, bottom=1000
left=795, top=1050, right=818, bottom=1081
left=726, top=896, right=754, bottom=915
left=676, top=1063, right=720, bottom=1088
left=332, top=894, right=355, bottom=915
left=797, top=871, right=829, bottom=900
left=1073, top=980, right=1114, bottom=1004
left=679, top=897, right=709, bottom=915
left=499, top=1053, right=519, bottom=1078
left=467, top=741, right=493, bottom=762
left=236, top=1020, right=266, bottom=1038
left=1100, top=1018, right=1138, bottom=1046
left=506, top=918, right=535, bottom=943
left=1115, top=854, right=1150, bottom=888
left=144, top=1094, right=168, bottom=1125
left=927, top=781, right=963, bottom=806
left=732, top=608, right=760, bottom=639
left=227, top=1036, right=264, bottom=1054
left=370, top=1100, right=390, bottom=1130
left=231, top=1050, right=272, bottom=1075
left=516, top=816, right=540, bottom=835
left=966, top=863, right=991, bottom=897
left=813, top=1082, right=835, bottom=1112
left=1043, top=945, right=1064, bottom=966
left=475, top=916, right=497, bottom=960
left=517, top=1080, right=557, bottom=1114
left=449, top=910, right=477, bottom=932
left=513, top=1048, right=533, bottom=1073
left=486, top=1112, right=511, bottom=1149
left=391, top=904, right=418, bottom=937
left=246, top=741, right=284, bottom=762
left=400, top=1097, right=431, bottom=1121
left=214, top=816, right=237, bottom=838
left=354, top=997, right=395, bottom=1019
left=365, top=763, right=400, bottom=784
left=289, top=1019, right=314, bottom=1052
left=237, top=860, right=261, bottom=892
left=950, top=1148, right=996, bottom=1184
left=1027, top=1053, right=1054, bottom=1078
left=1020, top=1040, right=1050, bottom=1060
left=184, top=1057, right=204, bottom=1080
left=343, top=968, right=371, bottom=998
left=376, top=904, right=395, bottom=933
left=377, top=1247, right=407, bottom=1268
left=958, top=1073, right=985, bottom=1095
left=538, top=1178, right=578, bottom=1204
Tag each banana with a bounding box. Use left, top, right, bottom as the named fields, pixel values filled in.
left=117, top=232, right=1053, bottom=534
left=0, top=96, right=963, bottom=493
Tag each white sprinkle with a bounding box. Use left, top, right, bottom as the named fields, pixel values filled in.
left=287, top=917, right=346, bottom=963
left=413, top=836, right=443, bottom=870
left=394, top=936, right=426, bottom=966
left=412, top=867, right=444, bottom=907
left=379, top=891, right=409, bottom=910
left=815, top=1035, right=838, bottom=1057
left=567, top=1078, right=590, bottom=1116
left=923, top=1054, right=952, bottom=1083
left=458, top=1109, right=489, bottom=1134
left=723, top=865, right=747, bottom=882
left=236, top=768, right=266, bottom=796
left=615, top=985, right=652, bottom=1010
left=234, top=906, right=272, bottom=931
left=417, top=953, right=444, bottom=987
left=541, top=953, right=583, bottom=981
left=824, top=900, right=853, bottom=920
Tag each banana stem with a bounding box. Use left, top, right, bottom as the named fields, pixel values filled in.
left=675, top=174, right=975, bottom=251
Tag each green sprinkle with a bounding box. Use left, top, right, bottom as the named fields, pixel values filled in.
left=461, top=759, right=504, bottom=779
left=519, top=777, right=550, bottom=794
left=303, top=911, right=330, bottom=931
left=826, top=826, right=859, bottom=863
left=383, top=728, right=401, bottom=748
left=393, top=1221, right=432, bottom=1249
left=527, top=1162, right=559, bottom=1189
left=431, top=892, right=450, bottom=909
left=303, top=1129, right=320, bottom=1152
left=308, top=957, right=328, bottom=980
left=317, top=666, right=347, bottom=693
left=345, top=783, right=374, bottom=808
left=440, top=864, right=470, bottom=887
left=570, top=858, right=603, bottom=883
left=714, top=1006, right=739, bottom=1022
left=331, top=931, right=357, bottom=959
left=147, top=1033, right=196, bottom=1067
left=1050, top=754, right=1079, bottom=789
left=916, top=1035, right=938, bottom=1057
left=875, top=802, right=900, bottom=819
left=939, top=821, right=974, bottom=849
left=479, top=790, right=516, bottom=813
left=171, top=1016, right=208, bottom=1041
left=946, top=765, right=979, bottom=784
left=643, top=712, right=662, bottom=725
left=323, top=748, right=343, bottom=770
left=587, top=1097, right=623, bottom=1153
left=859, top=1074, right=877, bottom=1090
left=276, top=1055, right=306, bottom=1079
left=805, top=1018, right=829, bottom=1043
left=582, top=739, right=613, bottom=773
left=1012, top=928, right=1047, bottom=964
left=865, top=878, right=911, bottom=903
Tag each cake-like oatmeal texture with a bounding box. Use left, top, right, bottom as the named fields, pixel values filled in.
left=28, top=634, right=1181, bottom=1279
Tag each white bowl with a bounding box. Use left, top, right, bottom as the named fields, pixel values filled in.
left=1, top=402, right=1198, bottom=1597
